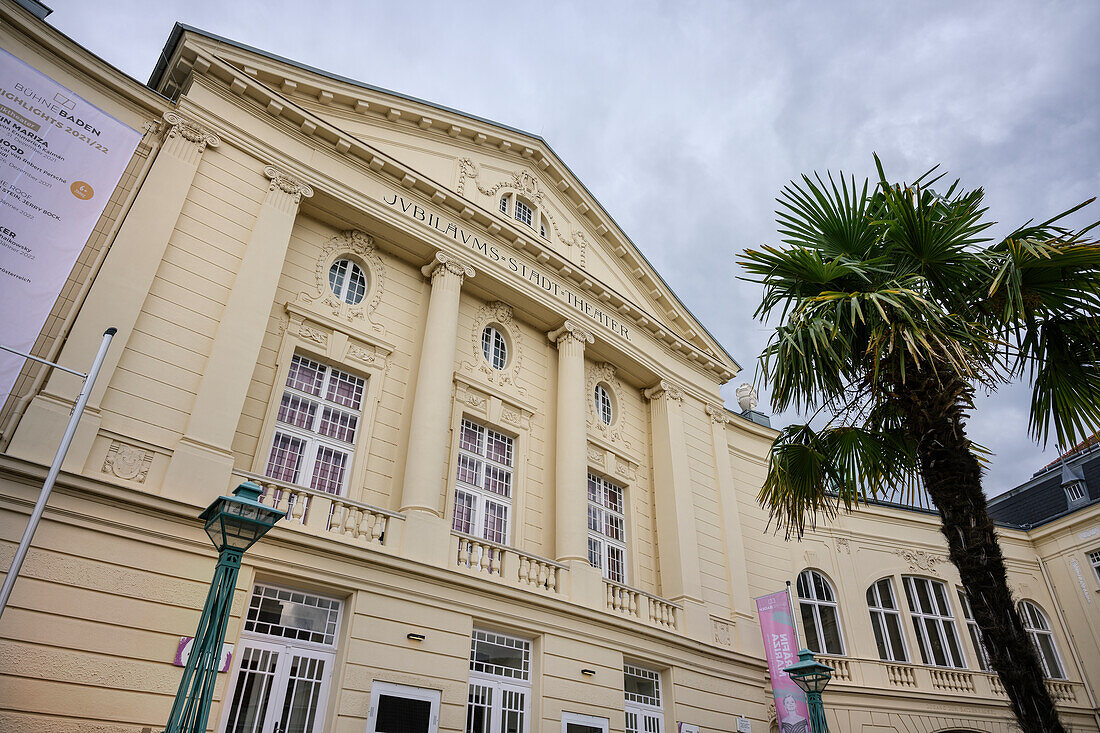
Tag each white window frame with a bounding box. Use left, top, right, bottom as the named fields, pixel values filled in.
left=514, top=198, right=534, bottom=227
left=1019, top=600, right=1066, bottom=679
left=219, top=584, right=343, bottom=733
left=452, top=419, right=515, bottom=545
left=796, top=569, right=845, bottom=656
left=367, top=681, right=441, bottom=733
left=902, top=576, right=967, bottom=669
left=465, top=629, right=532, bottom=733
left=264, top=354, right=366, bottom=496
left=1065, top=480, right=1087, bottom=504
left=866, top=578, right=908, bottom=663
left=328, top=257, right=368, bottom=305
left=587, top=472, right=627, bottom=583
left=1089, top=548, right=1100, bottom=584
left=482, top=325, right=509, bottom=371
left=594, top=384, right=614, bottom=425
left=500, top=195, right=509, bottom=214
left=957, top=589, right=991, bottom=671
left=624, top=664, right=663, bottom=733
left=562, top=712, right=609, bottom=733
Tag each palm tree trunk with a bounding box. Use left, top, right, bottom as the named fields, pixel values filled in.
left=896, top=369, right=1064, bottom=733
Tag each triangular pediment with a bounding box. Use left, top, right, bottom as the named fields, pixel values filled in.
left=153, top=26, right=739, bottom=378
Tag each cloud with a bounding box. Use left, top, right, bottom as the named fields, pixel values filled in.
left=39, top=0, right=1100, bottom=496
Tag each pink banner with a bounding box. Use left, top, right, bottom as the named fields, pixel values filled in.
left=756, top=590, right=812, bottom=733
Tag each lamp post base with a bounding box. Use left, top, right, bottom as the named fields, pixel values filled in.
left=163, top=549, right=242, bottom=733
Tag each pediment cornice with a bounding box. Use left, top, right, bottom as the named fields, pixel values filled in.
left=158, top=38, right=738, bottom=382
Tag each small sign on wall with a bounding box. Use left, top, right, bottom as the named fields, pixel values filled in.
left=736, top=716, right=752, bottom=733
left=174, top=637, right=234, bottom=672
left=678, top=724, right=699, bottom=733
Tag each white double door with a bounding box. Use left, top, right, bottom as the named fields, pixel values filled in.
left=220, top=638, right=335, bottom=733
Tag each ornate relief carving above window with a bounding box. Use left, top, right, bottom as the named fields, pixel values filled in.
left=456, top=159, right=589, bottom=266
left=460, top=302, right=527, bottom=397
left=296, top=230, right=386, bottom=334
left=585, top=362, right=630, bottom=449
left=894, top=548, right=947, bottom=574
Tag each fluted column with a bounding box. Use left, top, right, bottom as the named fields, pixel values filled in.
left=548, top=320, right=594, bottom=563
left=8, top=112, right=220, bottom=468
left=644, top=380, right=703, bottom=602
left=400, top=252, right=475, bottom=515
left=162, top=166, right=313, bottom=501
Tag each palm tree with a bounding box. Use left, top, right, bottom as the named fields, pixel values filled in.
left=740, top=156, right=1100, bottom=733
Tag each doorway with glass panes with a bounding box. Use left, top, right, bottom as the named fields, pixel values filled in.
left=219, top=584, right=343, bottom=733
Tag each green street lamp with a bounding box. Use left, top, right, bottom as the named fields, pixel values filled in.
left=164, top=481, right=285, bottom=733
left=783, top=649, right=834, bottom=733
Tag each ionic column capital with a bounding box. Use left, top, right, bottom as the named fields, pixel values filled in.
left=705, top=402, right=733, bottom=424
left=162, top=111, right=220, bottom=158
left=644, top=379, right=684, bottom=403
left=547, top=320, right=595, bottom=348
left=421, top=251, right=475, bottom=283
left=263, top=165, right=314, bottom=209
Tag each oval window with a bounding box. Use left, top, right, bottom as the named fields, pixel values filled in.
left=594, top=384, right=613, bottom=425
left=328, top=258, right=367, bottom=305
left=481, top=325, right=508, bottom=370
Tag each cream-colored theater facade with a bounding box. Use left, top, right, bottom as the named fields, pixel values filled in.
left=1, top=3, right=1098, bottom=732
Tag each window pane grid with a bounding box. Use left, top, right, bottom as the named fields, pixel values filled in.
left=482, top=326, right=508, bottom=371
left=623, top=664, right=661, bottom=707
left=903, top=576, right=966, bottom=668
left=455, top=419, right=514, bottom=544
left=469, top=630, right=530, bottom=680
left=266, top=355, right=365, bottom=495
left=588, top=473, right=627, bottom=583
left=867, top=579, right=906, bottom=662
left=514, top=200, right=533, bottom=227
left=797, top=570, right=844, bottom=655
left=958, top=590, right=991, bottom=671
left=328, top=258, right=367, bottom=305
left=1089, top=549, right=1100, bottom=582
left=595, top=385, right=613, bottom=425
left=244, top=584, right=340, bottom=647
left=1019, top=601, right=1065, bottom=679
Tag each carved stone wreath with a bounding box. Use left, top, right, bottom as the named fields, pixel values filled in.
left=297, top=230, right=386, bottom=333
left=461, top=302, right=527, bottom=395
left=894, top=548, right=947, bottom=574
left=102, top=441, right=152, bottom=483
left=586, top=362, right=629, bottom=447
left=456, top=159, right=588, bottom=265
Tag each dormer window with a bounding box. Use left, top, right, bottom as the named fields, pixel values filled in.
left=539, top=221, right=547, bottom=239
left=514, top=199, right=533, bottom=227
left=499, top=196, right=508, bottom=214
left=1062, top=463, right=1088, bottom=507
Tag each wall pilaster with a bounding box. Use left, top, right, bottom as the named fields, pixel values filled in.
left=7, top=113, right=220, bottom=470
left=161, top=165, right=313, bottom=504
left=399, top=252, right=475, bottom=516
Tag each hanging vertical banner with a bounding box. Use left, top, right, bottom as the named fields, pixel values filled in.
left=0, top=47, right=141, bottom=407
left=756, top=590, right=812, bottom=733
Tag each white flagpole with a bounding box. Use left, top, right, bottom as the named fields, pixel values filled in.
left=786, top=579, right=803, bottom=649
left=0, top=328, right=116, bottom=620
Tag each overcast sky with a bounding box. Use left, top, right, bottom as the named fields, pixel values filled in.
left=35, top=0, right=1100, bottom=497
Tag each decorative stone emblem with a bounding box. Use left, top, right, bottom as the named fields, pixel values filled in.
left=712, top=618, right=732, bottom=647
left=894, top=549, right=946, bottom=574
left=587, top=444, right=605, bottom=467
left=297, top=322, right=328, bottom=346
left=461, top=302, right=527, bottom=395
left=102, top=442, right=152, bottom=483
left=735, top=383, right=758, bottom=412
left=456, top=158, right=589, bottom=265
left=296, top=230, right=386, bottom=332
left=614, top=456, right=637, bottom=481
left=835, top=537, right=851, bottom=555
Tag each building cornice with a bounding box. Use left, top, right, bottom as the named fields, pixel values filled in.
left=151, top=28, right=740, bottom=379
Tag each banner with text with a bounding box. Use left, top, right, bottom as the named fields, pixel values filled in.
left=0, top=47, right=141, bottom=407
left=756, top=589, right=812, bottom=733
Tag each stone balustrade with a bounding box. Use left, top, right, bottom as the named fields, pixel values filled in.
left=816, top=655, right=853, bottom=683
left=604, top=579, right=680, bottom=631
left=885, top=662, right=919, bottom=688
left=232, top=471, right=402, bottom=550
left=930, top=668, right=976, bottom=693
left=450, top=533, right=565, bottom=597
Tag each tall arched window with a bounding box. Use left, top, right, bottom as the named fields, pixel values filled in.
left=867, top=578, right=907, bottom=662
left=1018, top=601, right=1065, bottom=679
left=796, top=569, right=844, bottom=655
